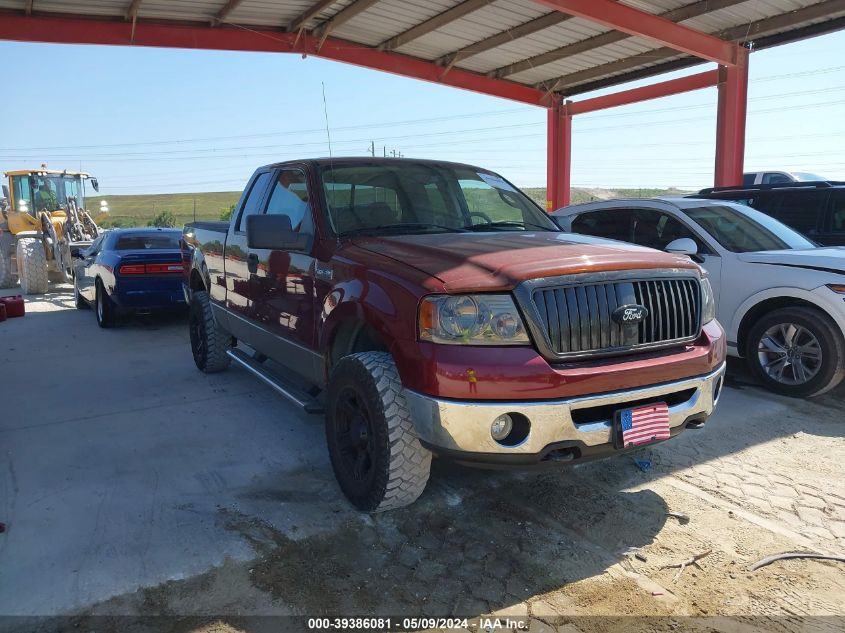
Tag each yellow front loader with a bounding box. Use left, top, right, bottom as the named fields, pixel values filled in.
left=0, top=169, right=109, bottom=294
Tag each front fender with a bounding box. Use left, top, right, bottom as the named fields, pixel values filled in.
left=730, top=286, right=845, bottom=344
left=320, top=279, right=403, bottom=351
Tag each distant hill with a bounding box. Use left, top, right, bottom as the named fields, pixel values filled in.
left=521, top=186, right=694, bottom=208
left=89, top=192, right=241, bottom=228
left=90, top=186, right=692, bottom=228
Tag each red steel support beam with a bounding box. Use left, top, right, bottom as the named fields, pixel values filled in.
left=568, top=69, right=718, bottom=115
left=0, top=13, right=550, bottom=107
left=714, top=47, right=749, bottom=186
left=546, top=100, right=572, bottom=211
left=528, top=0, right=740, bottom=66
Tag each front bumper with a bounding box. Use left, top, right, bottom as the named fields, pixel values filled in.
left=405, top=362, right=726, bottom=466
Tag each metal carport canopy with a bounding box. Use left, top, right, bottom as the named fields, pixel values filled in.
left=2, top=0, right=845, bottom=208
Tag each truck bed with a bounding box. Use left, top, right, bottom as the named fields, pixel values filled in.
left=186, top=220, right=228, bottom=233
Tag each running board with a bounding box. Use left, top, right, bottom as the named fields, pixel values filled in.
left=227, top=348, right=323, bottom=414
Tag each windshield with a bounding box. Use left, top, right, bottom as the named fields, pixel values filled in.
left=682, top=203, right=815, bottom=252
left=34, top=175, right=84, bottom=211
left=794, top=172, right=825, bottom=181
left=319, top=163, right=558, bottom=236
left=115, top=234, right=180, bottom=250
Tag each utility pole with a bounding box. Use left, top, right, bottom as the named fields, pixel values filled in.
left=368, top=141, right=375, bottom=157
left=193, top=197, right=197, bottom=222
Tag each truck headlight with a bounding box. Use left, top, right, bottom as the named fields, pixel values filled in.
left=700, top=277, right=716, bottom=324
left=419, top=294, right=530, bottom=345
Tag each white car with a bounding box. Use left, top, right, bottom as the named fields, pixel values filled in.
left=553, top=198, right=845, bottom=397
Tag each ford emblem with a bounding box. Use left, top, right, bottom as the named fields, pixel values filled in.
left=612, top=304, right=649, bottom=324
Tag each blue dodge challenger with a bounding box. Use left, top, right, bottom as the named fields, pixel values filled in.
left=72, top=228, right=186, bottom=327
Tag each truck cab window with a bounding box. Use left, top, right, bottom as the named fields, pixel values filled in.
left=767, top=191, right=825, bottom=235
left=829, top=191, right=845, bottom=233
left=236, top=171, right=272, bottom=232
left=265, top=169, right=311, bottom=232
left=762, top=172, right=791, bottom=185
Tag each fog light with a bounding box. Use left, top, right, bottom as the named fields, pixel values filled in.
left=491, top=414, right=513, bottom=441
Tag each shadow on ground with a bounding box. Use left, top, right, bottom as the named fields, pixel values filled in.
left=13, top=466, right=668, bottom=632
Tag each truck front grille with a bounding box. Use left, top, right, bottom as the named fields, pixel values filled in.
left=529, top=277, right=701, bottom=358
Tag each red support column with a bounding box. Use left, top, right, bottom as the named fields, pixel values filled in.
left=714, top=47, right=749, bottom=187
left=547, top=100, right=572, bottom=211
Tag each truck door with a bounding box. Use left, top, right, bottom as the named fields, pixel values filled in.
left=248, top=167, right=321, bottom=380
left=226, top=170, right=272, bottom=322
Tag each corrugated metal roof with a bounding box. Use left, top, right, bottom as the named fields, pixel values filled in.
left=1, top=0, right=844, bottom=97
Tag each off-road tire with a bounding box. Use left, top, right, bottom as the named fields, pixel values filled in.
left=0, top=249, right=14, bottom=289
left=16, top=238, right=48, bottom=295
left=326, top=352, right=431, bottom=512
left=746, top=306, right=845, bottom=398
left=95, top=279, right=116, bottom=328
left=73, top=275, right=88, bottom=309
left=189, top=290, right=232, bottom=373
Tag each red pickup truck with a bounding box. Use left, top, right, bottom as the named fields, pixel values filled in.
left=182, top=158, right=726, bottom=512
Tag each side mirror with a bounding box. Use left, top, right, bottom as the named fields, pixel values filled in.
left=2, top=185, right=8, bottom=199
left=665, top=237, right=698, bottom=256
left=71, top=247, right=84, bottom=259
left=246, top=214, right=310, bottom=251
left=90, top=178, right=99, bottom=192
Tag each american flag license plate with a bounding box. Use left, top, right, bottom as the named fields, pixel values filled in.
left=614, top=402, right=671, bottom=449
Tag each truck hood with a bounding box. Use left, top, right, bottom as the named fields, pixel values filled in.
left=738, top=247, right=845, bottom=274
left=352, top=232, right=699, bottom=292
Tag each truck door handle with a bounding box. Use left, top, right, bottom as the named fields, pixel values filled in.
left=247, top=253, right=258, bottom=274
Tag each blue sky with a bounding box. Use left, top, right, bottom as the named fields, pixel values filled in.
left=1, top=28, right=843, bottom=195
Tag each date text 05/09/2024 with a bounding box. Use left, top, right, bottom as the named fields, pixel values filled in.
left=307, top=617, right=529, bottom=630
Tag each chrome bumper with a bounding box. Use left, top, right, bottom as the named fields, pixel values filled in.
left=405, top=363, right=726, bottom=458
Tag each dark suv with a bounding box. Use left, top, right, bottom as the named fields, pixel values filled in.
left=695, top=182, right=845, bottom=246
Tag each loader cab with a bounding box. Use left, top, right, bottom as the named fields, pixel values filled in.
left=4, top=170, right=102, bottom=234
left=9, top=172, right=87, bottom=215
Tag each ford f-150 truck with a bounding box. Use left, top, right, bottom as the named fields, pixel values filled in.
left=182, top=158, right=726, bottom=512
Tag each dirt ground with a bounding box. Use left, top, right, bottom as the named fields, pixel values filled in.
left=1, top=287, right=844, bottom=633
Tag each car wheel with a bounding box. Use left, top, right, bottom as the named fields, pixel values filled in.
left=73, top=275, right=88, bottom=309
left=16, top=238, right=49, bottom=295
left=746, top=306, right=845, bottom=398
left=95, top=280, right=116, bottom=328
left=325, top=351, right=431, bottom=512
left=188, top=290, right=232, bottom=373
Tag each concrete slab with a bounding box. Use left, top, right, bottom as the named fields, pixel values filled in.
left=0, top=286, right=351, bottom=616
left=1, top=286, right=843, bottom=626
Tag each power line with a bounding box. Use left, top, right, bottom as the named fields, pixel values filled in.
left=4, top=64, right=844, bottom=153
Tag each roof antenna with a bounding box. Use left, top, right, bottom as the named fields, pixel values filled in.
left=321, top=81, right=333, bottom=160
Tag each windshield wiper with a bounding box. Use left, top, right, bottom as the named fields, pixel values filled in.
left=463, top=220, right=558, bottom=232
left=341, top=222, right=469, bottom=237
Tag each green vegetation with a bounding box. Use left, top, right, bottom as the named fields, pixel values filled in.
left=219, top=204, right=237, bottom=222
left=148, top=210, right=178, bottom=228
left=89, top=186, right=691, bottom=229
left=89, top=191, right=241, bottom=228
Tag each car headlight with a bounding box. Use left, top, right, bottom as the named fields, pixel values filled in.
left=419, top=294, right=530, bottom=345
left=700, top=276, right=716, bottom=324
left=827, top=284, right=845, bottom=295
